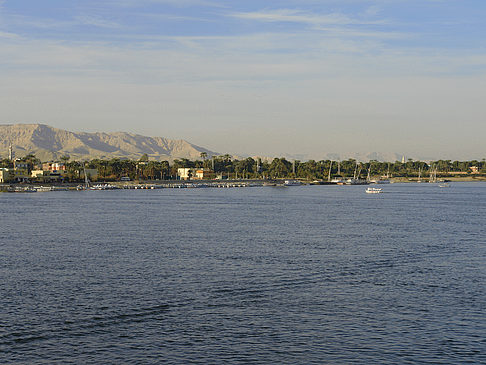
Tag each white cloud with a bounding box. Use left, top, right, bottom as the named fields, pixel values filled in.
left=0, top=30, right=19, bottom=39
left=229, top=8, right=385, bottom=26
left=111, top=0, right=226, bottom=8
left=74, top=15, right=121, bottom=29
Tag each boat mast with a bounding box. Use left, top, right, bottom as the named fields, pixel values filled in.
left=83, top=165, right=91, bottom=188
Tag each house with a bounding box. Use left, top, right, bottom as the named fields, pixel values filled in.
left=42, top=162, right=67, bottom=176
left=195, top=168, right=215, bottom=180
left=13, top=160, right=30, bottom=171
left=31, top=170, right=63, bottom=182
left=13, top=168, right=30, bottom=182
left=470, top=166, right=479, bottom=174
left=177, top=168, right=194, bottom=180
left=0, top=168, right=13, bottom=183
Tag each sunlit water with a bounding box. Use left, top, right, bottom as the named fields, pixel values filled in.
left=1, top=183, right=485, bottom=364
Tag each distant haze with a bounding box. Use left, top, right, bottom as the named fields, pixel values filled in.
left=0, top=1, right=485, bottom=161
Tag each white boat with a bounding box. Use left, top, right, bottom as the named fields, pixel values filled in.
left=438, top=183, right=450, bottom=188
left=34, top=186, right=54, bottom=192
left=331, top=178, right=345, bottom=184
left=365, top=187, right=383, bottom=194
left=283, top=180, right=302, bottom=186
left=90, top=184, right=119, bottom=190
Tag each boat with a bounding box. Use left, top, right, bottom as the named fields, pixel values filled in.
left=346, top=178, right=368, bottom=185
left=34, top=186, right=54, bottom=192
left=438, top=183, right=450, bottom=188
left=331, top=178, right=345, bottom=185
left=283, top=180, right=302, bottom=186
left=365, top=187, right=383, bottom=194
left=372, top=164, right=391, bottom=184
left=89, top=183, right=119, bottom=190
left=10, top=186, right=37, bottom=193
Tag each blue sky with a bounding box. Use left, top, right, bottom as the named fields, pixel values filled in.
left=1, top=0, right=485, bottom=159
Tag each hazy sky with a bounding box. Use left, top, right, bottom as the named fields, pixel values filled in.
left=0, top=0, right=485, bottom=160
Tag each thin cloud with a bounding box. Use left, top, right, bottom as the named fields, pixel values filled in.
left=229, top=9, right=385, bottom=26
left=112, top=0, right=226, bottom=8
left=0, top=30, right=20, bottom=39
left=74, top=15, right=121, bottom=29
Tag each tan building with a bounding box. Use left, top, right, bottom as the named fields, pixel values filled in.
left=195, top=168, right=215, bottom=180
left=42, top=162, right=67, bottom=173
left=0, top=168, right=13, bottom=183
left=31, top=170, right=63, bottom=182
left=13, top=169, right=30, bottom=182
left=31, top=170, right=48, bottom=179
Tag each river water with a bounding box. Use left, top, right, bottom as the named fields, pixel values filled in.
left=1, top=183, right=485, bottom=364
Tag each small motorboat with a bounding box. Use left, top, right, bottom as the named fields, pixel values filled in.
left=365, top=187, right=383, bottom=194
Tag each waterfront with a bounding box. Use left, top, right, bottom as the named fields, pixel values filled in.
left=1, top=183, right=485, bottom=364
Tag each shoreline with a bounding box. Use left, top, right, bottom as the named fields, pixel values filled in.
left=2, top=176, right=485, bottom=192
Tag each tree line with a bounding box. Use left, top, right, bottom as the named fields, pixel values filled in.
left=1, top=153, right=485, bottom=182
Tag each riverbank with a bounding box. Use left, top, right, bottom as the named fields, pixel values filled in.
left=2, top=176, right=485, bottom=193
left=391, top=175, right=486, bottom=183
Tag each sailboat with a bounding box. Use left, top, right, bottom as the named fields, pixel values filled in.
left=417, top=167, right=423, bottom=183
left=346, top=162, right=368, bottom=185
left=331, top=161, right=345, bottom=184
left=375, top=163, right=391, bottom=184
left=76, top=166, right=92, bottom=190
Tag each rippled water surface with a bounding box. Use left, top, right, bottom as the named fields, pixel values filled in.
left=1, top=183, right=486, bottom=364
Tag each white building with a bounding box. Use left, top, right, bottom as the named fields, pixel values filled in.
left=177, top=168, right=194, bottom=180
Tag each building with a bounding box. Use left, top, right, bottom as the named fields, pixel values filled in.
left=177, top=168, right=194, bottom=180
left=0, top=168, right=12, bottom=183
left=12, top=168, right=30, bottom=182
left=42, top=162, right=67, bottom=173
left=470, top=166, right=479, bottom=174
left=195, top=168, right=215, bottom=180
left=13, top=160, right=30, bottom=171
left=31, top=170, right=63, bottom=182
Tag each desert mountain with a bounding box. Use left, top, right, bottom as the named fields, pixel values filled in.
left=0, top=124, right=216, bottom=161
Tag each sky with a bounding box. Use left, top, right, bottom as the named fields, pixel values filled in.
left=0, top=0, right=485, bottom=160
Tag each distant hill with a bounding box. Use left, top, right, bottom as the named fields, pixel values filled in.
left=0, top=124, right=216, bottom=161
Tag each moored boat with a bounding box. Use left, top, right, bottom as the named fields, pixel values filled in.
left=283, top=180, right=302, bottom=186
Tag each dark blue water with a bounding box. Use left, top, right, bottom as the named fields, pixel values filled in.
left=1, top=183, right=485, bottom=364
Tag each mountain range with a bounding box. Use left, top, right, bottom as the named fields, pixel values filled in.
left=1, top=123, right=418, bottom=163
left=0, top=124, right=215, bottom=161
